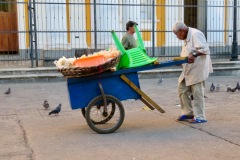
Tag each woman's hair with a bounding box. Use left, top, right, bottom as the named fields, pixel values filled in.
left=172, top=21, right=188, bottom=32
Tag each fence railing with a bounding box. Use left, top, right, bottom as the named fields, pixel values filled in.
left=0, top=0, right=239, bottom=68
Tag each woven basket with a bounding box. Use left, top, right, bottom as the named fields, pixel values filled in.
left=58, top=55, right=120, bottom=78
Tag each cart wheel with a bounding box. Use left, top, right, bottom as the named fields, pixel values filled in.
left=81, top=104, right=115, bottom=125
left=85, top=95, right=125, bottom=134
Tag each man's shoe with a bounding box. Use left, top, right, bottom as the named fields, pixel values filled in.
left=189, top=118, right=207, bottom=123
left=177, top=115, right=194, bottom=121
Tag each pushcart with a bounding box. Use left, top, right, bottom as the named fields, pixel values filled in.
left=67, top=58, right=187, bottom=134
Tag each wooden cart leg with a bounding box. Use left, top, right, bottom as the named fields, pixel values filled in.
left=120, top=74, right=165, bottom=113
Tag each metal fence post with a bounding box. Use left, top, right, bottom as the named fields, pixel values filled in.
left=32, top=0, right=38, bottom=66
left=152, top=0, right=155, bottom=57
left=28, top=0, right=38, bottom=67
left=28, top=0, right=34, bottom=67
left=230, top=0, right=239, bottom=61
left=204, top=0, right=208, bottom=40
left=93, top=0, right=97, bottom=51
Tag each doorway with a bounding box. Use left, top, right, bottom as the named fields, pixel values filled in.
left=0, top=0, right=19, bottom=53
left=184, top=0, right=197, bottom=28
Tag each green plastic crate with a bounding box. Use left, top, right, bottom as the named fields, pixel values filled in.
left=111, top=25, right=157, bottom=69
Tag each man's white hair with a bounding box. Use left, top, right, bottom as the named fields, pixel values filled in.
left=172, top=21, right=188, bottom=32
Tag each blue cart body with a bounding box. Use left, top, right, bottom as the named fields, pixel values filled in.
left=67, top=70, right=140, bottom=110
left=67, top=59, right=188, bottom=110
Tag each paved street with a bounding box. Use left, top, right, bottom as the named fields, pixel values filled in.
left=1, top=75, right=240, bottom=160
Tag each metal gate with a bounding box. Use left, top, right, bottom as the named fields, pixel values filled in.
left=0, top=0, right=239, bottom=68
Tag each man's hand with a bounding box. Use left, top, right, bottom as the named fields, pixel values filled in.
left=188, top=54, right=195, bottom=63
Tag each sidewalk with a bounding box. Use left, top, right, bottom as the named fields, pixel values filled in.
left=0, top=75, right=240, bottom=160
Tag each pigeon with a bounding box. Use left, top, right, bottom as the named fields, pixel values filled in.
left=210, top=83, right=215, bottom=92
left=49, top=104, right=61, bottom=115
left=158, top=79, right=163, bottom=84
left=226, top=85, right=237, bottom=92
left=216, top=84, right=220, bottom=91
left=4, top=88, right=11, bottom=95
left=43, top=100, right=50, bottom=110
left=236, top=82, right=240, bottom=91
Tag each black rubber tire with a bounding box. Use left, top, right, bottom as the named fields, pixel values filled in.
left=85, top=95, right=125, bottom=134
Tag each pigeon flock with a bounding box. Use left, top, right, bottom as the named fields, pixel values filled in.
left=180, top=81, right=239, bottom=101
left=3, top=81, right=239, bottom=116
left=156, top=79, right=240, bottom=93
left=156, top=79, right=239, bottom=101
left=210, top=82, right=240, bottom=92
left=44, top=101, right=62, bottom=116
left=3, top=88, right=62, bottom=116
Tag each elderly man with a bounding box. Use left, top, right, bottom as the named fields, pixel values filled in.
left=172, top=21, right=213, bottom=123
left=121, top=21, right=138, bottom=50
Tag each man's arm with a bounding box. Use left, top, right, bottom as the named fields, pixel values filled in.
left=192, top=32, right=209, bottom=56
left=187, top=31, right=210, bottom=63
